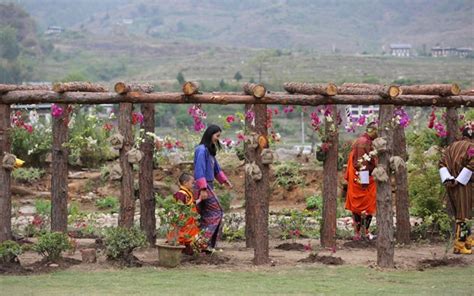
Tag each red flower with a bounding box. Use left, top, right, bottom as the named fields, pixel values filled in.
left=226, top=115, right=235, bottom=123
left=103, top=123, right=113, bottom=131
left=24, top=124, right=33, bottom=133
left=131, top=112, right=144, bottom=125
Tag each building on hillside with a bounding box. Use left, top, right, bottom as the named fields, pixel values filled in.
left=343, top=105, right=379, bottom=128
left=390, top=44, right=412, bottom=57
left=45, top=26, right=64, bottom=36
left=431, top=47, right=472, bottom=57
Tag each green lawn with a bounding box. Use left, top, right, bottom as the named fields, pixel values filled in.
left=1, top=266, right=472, bottom=296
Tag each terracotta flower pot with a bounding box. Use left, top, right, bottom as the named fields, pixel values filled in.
left=157, top=244, right=185, bottom=268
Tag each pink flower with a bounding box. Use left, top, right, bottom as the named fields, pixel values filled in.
left=357, top=115, right=366, bottom=126
left=226, top=115, right=235, bottom=123
left=467, top=147, right=474, bottom=158
left=310, top=111, right=321, bottom=131
left=131, top=112, right=144, bottom=125
left=222, top=138, right=232, bottom=147
left=245, top=110, right=255, bottom=121
left=51, top=104, right=63, bottom=118
left=193, top=118, right=205, bottom=132
left=273, top=108, right=279, bottom=115
left=175, top=140, right=184, bottom=149
left=23, top=124, right=33, bottom=133
left=283, top=106, right=294, bottom=114
left=236, top=133, right=245, bottom=144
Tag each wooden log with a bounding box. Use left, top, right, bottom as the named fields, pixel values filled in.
left=320, top=105, right=338, bottom=248
left=1, top=91, right=473, bottom=107
left=400, top=84, right=460, bottom=96
left=243, top=83, right=266, bottom=99
left=182, top=81, right=200, bottom=96
left=118, top=103, right=135, bottom=228
left=114, top=82, right=153, bottom=94
left=284, top=82, right=337, bottom=96
left=244, top=105, right=256, bottom=248
left=0, top=84, right=51, bottom=93
left=376, top=105, right=395, bottom=268
left=51, top=104, right=69, bottom=232
left=446, top=107, right=459, bottom=144
left=341, top=83, right=400, bottom=98
left=139, top=103, right=156, bottom=245
left=0, top=104, right=12, bottom=242
left=252, top=104, right=270, bottom=265
left=393, top=124, right=411, bottom=245
left=52, top=82, right=108, bottom=93
left=460, top=89, right=474, bottom=96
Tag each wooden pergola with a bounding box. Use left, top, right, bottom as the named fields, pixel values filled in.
left=0, top=81, right=472, bottom=267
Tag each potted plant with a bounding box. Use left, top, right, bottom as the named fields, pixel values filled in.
left=156, top=195, right=200, bottom=267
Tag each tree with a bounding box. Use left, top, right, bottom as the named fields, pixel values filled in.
left=219, top=79, right=226, bottom=90
left=176, top=71, right=185, bottom=85
left=0, top=26, right=20, bottom=60
left=234, top=71, right=243, bottom=82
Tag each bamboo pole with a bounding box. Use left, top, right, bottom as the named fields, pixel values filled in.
left=1, top=91, right=472, bottom=107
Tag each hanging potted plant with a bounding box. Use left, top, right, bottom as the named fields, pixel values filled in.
left=156, top=196, right=200, bottom=267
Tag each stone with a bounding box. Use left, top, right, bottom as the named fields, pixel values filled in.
left=80, top=248, right=97, bottom=263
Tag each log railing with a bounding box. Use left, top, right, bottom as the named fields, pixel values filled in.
left=0, top=82, right=472, bottom=267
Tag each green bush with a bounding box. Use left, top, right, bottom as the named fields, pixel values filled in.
left=273, top=162, right=304, bottom=190
left=95, top=196, right=119, bottom=213
left=305, top=194, right=322, bottom=211
left=12, top=167, right=44, bottom=183
left=103, top=227, right=147, bottom=261
left=219, top=192, right=234, bottom=212
left=33, top=232, right=71, bottom=262
left=35, top=199, right=51, bottom=216
left=11, top=122, right=52, bottom=167
left=0, top=240, right=22, bottom=264
left=65, top=108, right=113, bottom=168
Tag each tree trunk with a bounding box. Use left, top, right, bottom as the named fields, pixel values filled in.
left=400, top=84, right=460, bottom=96
left=376, top=105, right=395, bottom=268
left=0, top=104, right=12, bottom=242
left=284, top=82, right=337, bottom=96
left=119, top=103, right=135, bottom=228
left=320, top=105, right=338, bottom=248
left=244, top=104, right=256, bottom=248
left=252, top=104, right=270, bottom=265
left=0, top=84, right=50, bottom=93
left=338, top=85, right=400, bottom=98
left=446, top=107, right=459, bottom=144
left=2, top=91, right=472, bottom=107
left=51, top=104, right=69, bottom=232
left=139, top=103, right=156, bottom=245
left=115, top=82, right=154, bottom=94
left=182, top=82, right=200, bottom=96
left=243, top=83, right=266, bottom=99
left=52, top=82, right=108, bottom=93
left=393, top=124, right=411, bottom=244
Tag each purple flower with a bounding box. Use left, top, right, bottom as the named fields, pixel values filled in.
left=357, top=115, right=366, bottom=126
left=467, top=147, right=474, bottom=158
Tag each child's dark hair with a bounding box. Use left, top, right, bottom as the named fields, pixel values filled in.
left=179, top=172, right=193, bottom=185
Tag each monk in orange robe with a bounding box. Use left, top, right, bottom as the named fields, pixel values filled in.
left=167, top=172, right=201, bottom=255
left=345, top=122, right=378, bottom=240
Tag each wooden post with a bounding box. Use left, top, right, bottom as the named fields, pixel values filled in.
left=139, top=103, right=156, bottom=245
left=320, top=105, right=338, bottom=248
left=0, top=104, right=12, bottom=242
left=393, top=124, right=411, bottom=244
left=119, top=103, right=135, bottom=228
left=244, top=104, right=256, bottom=248
left=51, top=104, right=69, bottom=232
left=376, top=105, right=395, bottom=268
left=252, top=104, right=270, bottom=265
left=446, top=107, right=459, bottom=144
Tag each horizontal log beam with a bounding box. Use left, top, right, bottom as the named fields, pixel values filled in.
left=400, top=84, right=460, bottom=96
left=284, top=82, right=337, bottom=96
left=114, top=82, right=154, bottom=94
left=339, top=83, right=400, bottom=98
left=0, top=84, right=51, bottom=93
left=0, top=90, right=472, bottom=107
left=53, top=82, right=108, bottom=93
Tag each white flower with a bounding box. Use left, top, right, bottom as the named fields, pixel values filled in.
left=362, top=153, right=371, bottom=162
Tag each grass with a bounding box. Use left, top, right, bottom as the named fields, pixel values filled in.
left=0, top=266, right=472, bottom=295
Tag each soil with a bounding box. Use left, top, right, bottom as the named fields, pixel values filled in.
left=275, top=242, right=306, bottom=251
left=298, top=254, right=344, bottom=265
left=417, top=257, right=466, bottom=270
left=182, top=253, right=231, bottom=265
left=342, top=239, right=377, bottom=249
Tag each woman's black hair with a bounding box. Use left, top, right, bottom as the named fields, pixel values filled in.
left=199, top=124, right=222, bottom=156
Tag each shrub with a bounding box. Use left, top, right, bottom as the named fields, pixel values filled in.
left=222, top=213, right=245, bottom=242
left=11, top=121, right=52, bottom=167
left=103, top=227, right=146, bottom=261
left=33, top=232, right=71, bottom=262
left=95, top=196, right=119, bottom=213
left=305, top=194, right=322, bottom=211
left=12, top=167, right=44, bottom=183
left=35, top=199, right=51, bottom=216
left=273, top=162, right=304, bottom=190
left=219, top=192, right=234, bottom=212
left=0, top=240, right=22, bottom=264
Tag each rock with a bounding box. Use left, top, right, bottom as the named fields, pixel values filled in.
left=18, top=205, right=36, bottom=215
left=49, top=263, right=59, bottom=267
left=80, top=248, right=97, bottom=263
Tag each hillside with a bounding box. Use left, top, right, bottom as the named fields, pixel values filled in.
left=4, top=0, right=473, bottom=53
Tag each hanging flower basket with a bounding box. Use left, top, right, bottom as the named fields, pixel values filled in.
left=109, top=134, right=124, bottom=150
left=127, top=148, right=143, bottom=164
left=2, top=153, right=17, bottom=170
